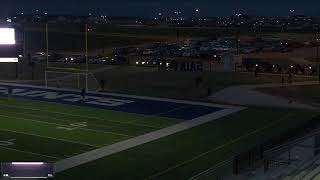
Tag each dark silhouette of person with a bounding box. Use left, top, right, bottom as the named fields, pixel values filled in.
left=81, top=88, right=86, bottom=101
left=288, top=73, right=293, bottom=84
left=100, top=80, right=105, bottom=91
left=207, top=87, right=212, bottom=96
left=254, top=69, right=259, bottom=78
left=7, top=87, right=13, bottom=99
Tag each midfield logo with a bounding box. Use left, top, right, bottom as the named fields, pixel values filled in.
left=0, top=86, right=134, bottom=107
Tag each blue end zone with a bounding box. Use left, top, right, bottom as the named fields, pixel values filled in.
left=0, top=85, right=224, bottom=120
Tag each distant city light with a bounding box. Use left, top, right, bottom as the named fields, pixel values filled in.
left=195, top=9, right=200, bottom=12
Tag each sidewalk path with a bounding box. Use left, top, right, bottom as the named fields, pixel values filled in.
left=209, top=81, right=319, bottom=110
left=54, top=106, right=245, bottom=173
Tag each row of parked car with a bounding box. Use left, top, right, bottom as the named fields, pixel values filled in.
left=30, top=52, right=127, bottom=65
left=242, top=58, right=317, bottom=75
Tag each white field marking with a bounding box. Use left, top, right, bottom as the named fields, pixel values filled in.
left=0, top=87, right=224, bottom=126
left=0, top=139, right=15, bottom=146
left=54, top=107, right=246, bottom=173
left=0, top=109, right=156, bottom=133
left=0, top=82, right=236, bottom=109
left=57, top=122, right=87, bottom=131
left=146, top=113, right=294, bottom=180
left=79, top=149, right=90, bottom=153
left=0, top=102, right=163, bottom=129
left=0, top=128, right=100, bottom=148
left=0, top=113, right=133, bottom=138
left=128, top=105, right=192, bottom=124
left=0, top=146, right=60, bottom=160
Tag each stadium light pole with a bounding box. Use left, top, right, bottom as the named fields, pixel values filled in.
left=85, top=24, right=89, bottom=91
left=317, top=38, right=320, bottom=84
left=46, top=23, right=49, bottom=68
left=23, top=28, right=26, bottom=60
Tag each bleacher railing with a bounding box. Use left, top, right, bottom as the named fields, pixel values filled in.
left=188, top=158, right=233, bottom=180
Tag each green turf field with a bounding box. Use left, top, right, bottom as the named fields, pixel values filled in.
left=0, top=97, right=180, bottom=163
left=0, top=96, right=318, bottom=180
left=54, top=108, right=318, bottom=180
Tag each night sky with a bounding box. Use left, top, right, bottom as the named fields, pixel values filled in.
left=1, top=0, right=320, bottom=17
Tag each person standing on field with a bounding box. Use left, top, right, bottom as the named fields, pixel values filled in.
left=7, top=86, right=13, bottom=100
left=81, top=88, right=86, bottom=102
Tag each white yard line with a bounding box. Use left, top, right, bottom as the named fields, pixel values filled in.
left=0, top=146, right=60, bottom=160
left=0, top=109, right=142, bottom=132
left=54, top=107, right=245, bottom=173
left=0, top=128, right=100, bottom=148
left=0, top=113, right=133, bottom=138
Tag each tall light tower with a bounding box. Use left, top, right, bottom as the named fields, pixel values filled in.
left=85, top=24, right=89, bottom=91
left=317, top=38, right=320, bottom=84
left=46, top=23, right=49, bottom=68
left=195, top=8, right=200, bottom=19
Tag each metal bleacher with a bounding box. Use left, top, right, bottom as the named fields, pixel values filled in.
left=242, top=128, right=320, bottom=180
left=281, top=157, right=320, bottom=180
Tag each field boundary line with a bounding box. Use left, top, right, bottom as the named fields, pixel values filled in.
left=0, top=110, right=132, bottom=130
left=0, top=82, right=236, bottom=109
left=0, top=109, right=144, bottom=133
left=0, top=146, right=60, bottom=160
left=0, top=128, right=100, bottom=148
left=54, top=106, right=246, bottom=173
left=146, top=113, right=294, bottom=179
left=0, top=112, right=133, bottom=138
left=128, top=105, right=192, bottom=124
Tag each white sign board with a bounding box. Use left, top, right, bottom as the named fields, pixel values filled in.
left=0, top=28, right=15, bottom=45
left=0, top=58, right=18, bottom=62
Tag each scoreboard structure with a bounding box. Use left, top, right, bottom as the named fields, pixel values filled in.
left=0, top=25, right=23, bottom=63
left=1, top=162, right=54, bottom=179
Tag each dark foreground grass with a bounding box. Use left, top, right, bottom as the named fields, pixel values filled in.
left=55, top=108, right=318, bottom=180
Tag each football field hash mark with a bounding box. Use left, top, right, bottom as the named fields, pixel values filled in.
left=0, top=139, right=15, bottom=146
left=57, top=122, right=87, bottom=131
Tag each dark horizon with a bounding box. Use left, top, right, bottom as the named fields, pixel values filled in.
left=1, top=0, right=320, bottom=17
